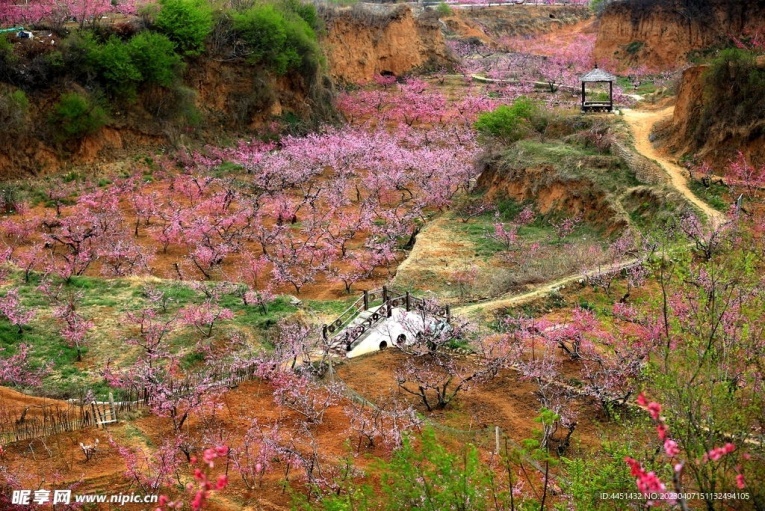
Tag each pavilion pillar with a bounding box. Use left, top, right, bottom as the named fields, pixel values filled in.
left=609, top=80, right=613, bottom=111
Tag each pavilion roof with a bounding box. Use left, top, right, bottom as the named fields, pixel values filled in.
left=581, top=67, right=617, bottom=82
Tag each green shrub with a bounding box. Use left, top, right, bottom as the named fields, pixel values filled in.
left=280, top=0, right=320, bottom=30
left=59, top=32, right=101, bottom=81
left=50, top=92, right=109, bottom=141
left=232, top=5, right=291, bottom=71
left=435, top=2, right=452, bottom=16
left=127, top=31, right=184, bottom=87
left=590, top=0, right=606, bottom=14
left=90, top=36, right=143, bottom=98
left=474, top=96, right=540, bottom=144
left=9, top=90, right=28, bottom=111
left=232, top=3, right=320, bottom=75
left=155, top=0, right=214, bottom=56
left=0, top=90, right=30, bottom=136
left=625, top=40, right=644, bottom=55
left=82, top=32, right=183, bottom=100
left=562, top=442, right=638, bottom=510
left=0, top=34, right=15, bottom=62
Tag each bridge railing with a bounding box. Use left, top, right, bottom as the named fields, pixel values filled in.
left=323, top=286, right=451, bottom=351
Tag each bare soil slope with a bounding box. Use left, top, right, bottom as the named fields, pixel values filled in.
left=595, top=0, right=765, bottom=71
left=322, top=5, right=451, bottom=83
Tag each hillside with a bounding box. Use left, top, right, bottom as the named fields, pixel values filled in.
left=0, top=3, right=450, bottom=177
left=657, top=56, right=765, bottom=169
left=0, top=2, right=764, bottom=510
left=594, top=0, right=765, bottom=71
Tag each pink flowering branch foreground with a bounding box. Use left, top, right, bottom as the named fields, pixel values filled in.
left=155, top=446, right=229, bottom=511
left=624, top=393, right=747, bottom=508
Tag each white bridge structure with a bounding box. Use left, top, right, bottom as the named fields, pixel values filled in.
left=323, top=286, right=451, bottom=358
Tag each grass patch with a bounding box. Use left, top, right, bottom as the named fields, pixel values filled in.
left=456, top=208, right=599, bottom=260
left=153, top=282, right=200, bottom=304
left=504, top=140, right=640, bottom=192
left=214, top=160, right=246, bottom=176
left=0, top=273, right=303, bottom=396
left=456, top=217, right=504, bottom=258
left=69, top=276, right=134, bottom=307
left=228, top=295, right=297, bottom=330
left=617, top=76, right=656, bottom=96
left=181, top=349, right=205, bottom=369
left=689, top=180, right=729, bottom=212
left=304, top=296, right=358, bottom=317
left=122, top=423, right=153, bottom=446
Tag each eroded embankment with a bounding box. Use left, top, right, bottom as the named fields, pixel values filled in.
left=477, top=159, right=628, bottom=232
left=595, top=0, right=765, bottom=71
left=658, top=63, right=765, bottom=170
left=321, top=4, right=452, bottom=83
left=474, top=134, right=688, bottom=233
left=442, top=5, right=591, bottom=46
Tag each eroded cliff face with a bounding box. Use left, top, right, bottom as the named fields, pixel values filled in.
left=594, top=0, right=765, bottom=71
left=322, top=4, right=452, bottom=83
left=476, top=158, right=630, bottom=232
left=443, top=5, right=591, bottom=46
left=665, top=62, right=765, bottom=168
left=0, top=57, right=328, bottom=177
left=665, top=65, right=707, bottom=157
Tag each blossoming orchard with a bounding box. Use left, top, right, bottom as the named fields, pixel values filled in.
left=0, top=0, right=764, bottom=509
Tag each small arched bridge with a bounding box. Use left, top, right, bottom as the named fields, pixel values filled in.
left=323, top=286, right=451, bottom=357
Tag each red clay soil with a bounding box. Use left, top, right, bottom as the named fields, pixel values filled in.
left=337, top=349, right=610, bottom=453
left=0, top=386, right=71, bottom=417
left=0, top=341, right=619, bottom=510
left=1, top=376, right=386, bottom=510
left=6, top=172, right=401, bottom=301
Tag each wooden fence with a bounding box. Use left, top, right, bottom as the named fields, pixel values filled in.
left=0, top=394, right=138, bottom=445
left=0, top=360, right=263, bottom=445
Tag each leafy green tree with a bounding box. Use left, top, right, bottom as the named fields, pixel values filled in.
left=281, top=0, right=319, bottom=30
left=562, top=441, right=640, bottom=510
left=640, top=236, right=765, bottom=504
left=155, top=0, right=214, bottom=56
left=90, top=36, right=143, bottom=98
left=233, top=5, right=290, bottom=70
left=379, top=428, right=490, bottom=511
left=436, top=2, right=452, bottom=17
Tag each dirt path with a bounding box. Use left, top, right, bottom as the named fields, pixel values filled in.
left=454, top=257, right=640, bottom=318
left=393, top=215, right=482, bottom=295
left=621, top=107, right=725, bottom=228
left=452, top=106, right=726, bottom=318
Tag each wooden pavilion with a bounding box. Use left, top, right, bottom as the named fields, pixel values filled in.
left=581, top=66, right=617, bottom=112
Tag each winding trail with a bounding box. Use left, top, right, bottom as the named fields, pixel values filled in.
left=621, top=106, right=725, bottom=228
left=455, top=258, right=641, bottom=317
left=455, top=105, right=725, bottom=318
